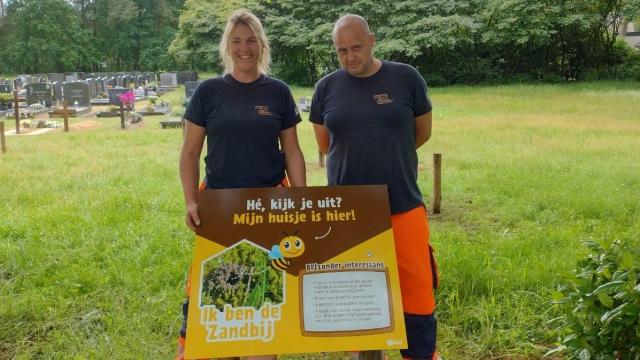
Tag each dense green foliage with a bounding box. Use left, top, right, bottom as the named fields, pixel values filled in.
left=549, top=239, right=640, bottom=359
left=0, top=0, right=182, bottom=72
left=1, top=0, right=639, bottom=84
left=170, top=0, right=640, bottom=85
left=201, top=242, right=283, bottom=311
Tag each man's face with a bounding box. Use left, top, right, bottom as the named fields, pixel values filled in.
left=333, top=23, right=375, bottom=77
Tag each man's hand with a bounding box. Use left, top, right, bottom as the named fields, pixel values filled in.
left=185, top=203, right=200, bottom=232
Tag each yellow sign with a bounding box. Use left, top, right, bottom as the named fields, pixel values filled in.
left=185, top=185, right=406, bottom=358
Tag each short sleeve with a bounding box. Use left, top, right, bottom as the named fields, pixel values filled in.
left=411, top=67, right=432, bottom=117
left=281, top=87, right=302, bottom=130
left=183, top=82, right=206, bottom=127
left=309, top=81, right=324, bottom=125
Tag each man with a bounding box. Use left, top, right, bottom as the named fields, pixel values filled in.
left=310, top=14, right=440, bottom=360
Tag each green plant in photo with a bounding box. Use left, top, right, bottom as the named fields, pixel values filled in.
left=548, top=239, right=640, bottom=359
left=201, top=242, right=283, bottom=311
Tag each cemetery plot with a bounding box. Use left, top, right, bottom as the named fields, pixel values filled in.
left=25, top=83, right=53, bottom=107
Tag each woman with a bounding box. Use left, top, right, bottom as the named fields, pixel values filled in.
left=176, top=9, right=305, bottom=360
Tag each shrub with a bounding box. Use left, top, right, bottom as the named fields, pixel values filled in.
left=548, top=239, right=640, bottom=359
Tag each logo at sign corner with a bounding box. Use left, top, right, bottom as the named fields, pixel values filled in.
left=387, top=339, right=403, bottom=346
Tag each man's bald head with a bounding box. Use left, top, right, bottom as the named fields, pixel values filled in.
left=332, top=14, right=371, bottom=42
left=331, top=14, right=379, bottom=77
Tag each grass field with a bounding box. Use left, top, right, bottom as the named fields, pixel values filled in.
left=1, top=81, right=639, bottom=359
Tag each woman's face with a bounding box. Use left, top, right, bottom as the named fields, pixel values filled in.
left=228, top=23, right=261, bottom=75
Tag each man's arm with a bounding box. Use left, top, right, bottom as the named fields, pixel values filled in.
left=415, top=111, right=432, bottom=149
left=313, top=124, right=330, bottom=155
left=280, top=126, right=306, bottom=186
left=179, top=121, right=205, bottom=231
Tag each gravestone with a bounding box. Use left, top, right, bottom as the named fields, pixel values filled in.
left=0, top=80, right=13, bottom=93
left=17, top=75, right=32, bottom=87
left=160, top=72, right=177, bottom=87
left=108, top=88, right=130, bottom=105
left=116, top=76, right=124, bottom=88
left=63, top=82, right=91, bottom=107
left=144, top=72, right=156, bottom=83
left=136, top=75, right=144, bottom=87
left=65, top=73, right=78, bottom=82
left=86, top=78, right=97, bottom=99
left=47, top=73, right=64, bottom=83
left=77, top=72, right=86, bottom=80
left=52, top=81, right=63, bottom=102
left=184, top=81, right=200, bottom=99
left=177, top=71, right=198, bottom=84
left=96, top=79, right=105, bottom=96
left=25, top=83, right=53, bottom=106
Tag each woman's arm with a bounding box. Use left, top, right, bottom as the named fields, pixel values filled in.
left=279, top=126, right=306, bottom=186
left=179, top=121, right=206, bottom=231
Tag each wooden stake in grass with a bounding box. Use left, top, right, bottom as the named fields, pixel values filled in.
left=63, top=100, right=69, bottom=132
left=432, top=153, right=442, bottom=214
left=13, top=90, right=20, bottom=135
left=0, top=121, right=6, bottom=154
left=119, top=103, right=125, bottom=129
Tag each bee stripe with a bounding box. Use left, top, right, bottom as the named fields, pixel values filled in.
left=271, top=258, right=290, bottom=271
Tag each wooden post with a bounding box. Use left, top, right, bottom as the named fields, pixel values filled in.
left=358, top=351, right=384, bottom=360
left=13, top=90, right=20, bottom=135
left=119, top=103, right=125, bottom=129
left=432, top=153, right=442, bottom=214
left=63, top=100, right=69, bottom=132
left=1, top=121, right=6, bottom=154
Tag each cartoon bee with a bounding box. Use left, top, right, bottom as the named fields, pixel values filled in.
left=268, top=232, right=305, bottom=271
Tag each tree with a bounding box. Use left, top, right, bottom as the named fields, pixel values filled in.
left=0, top=0, right=98, bottom=73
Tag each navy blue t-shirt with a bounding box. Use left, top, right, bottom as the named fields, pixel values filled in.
left=310, top=61, right=432, bottom=214
left=184, top=74, right=301, bottom=189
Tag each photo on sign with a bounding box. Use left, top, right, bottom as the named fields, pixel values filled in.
left=200, top=240, right=284, bottom=311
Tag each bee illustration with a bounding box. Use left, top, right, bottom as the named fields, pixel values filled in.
left=268, top=232, right=305, bottom=271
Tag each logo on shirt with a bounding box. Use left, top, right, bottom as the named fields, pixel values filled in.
left=373, top=93, right=394, bottom=105
left=255, top=105, right=273, bottom=116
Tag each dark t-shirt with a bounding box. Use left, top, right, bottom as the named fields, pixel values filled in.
left=310, top=61, right=432, bottom=214
left=184, top=74, right=301, bottom=189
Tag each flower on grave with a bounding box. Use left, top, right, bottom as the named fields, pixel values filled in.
left=119, top=90, right=136, bottom=107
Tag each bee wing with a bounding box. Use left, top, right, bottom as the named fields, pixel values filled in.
left=268, top=244, right=282, bottom=259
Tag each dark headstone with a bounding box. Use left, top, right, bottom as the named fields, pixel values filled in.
left=108, top=88, right=130, bottom=105
left=52, top=81, right=63, bottom=101
left=25, top=83, right=53, bottom=106
left=177, top=71, right=198, bottom=84
left=184, top=81, right=200, bottom=99
left=63, top=82, right=91, bottom=107
left=86, top=78, right=96, bottom=99
left=0, top=82, right=13, bottom=93
left=96, top=79, right=105, bottom=96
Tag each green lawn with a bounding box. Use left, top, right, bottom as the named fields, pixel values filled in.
left=1, top=81, right=639, bottom=359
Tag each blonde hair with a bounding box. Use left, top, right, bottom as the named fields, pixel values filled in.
left=219, top=9, right=271, bottom=74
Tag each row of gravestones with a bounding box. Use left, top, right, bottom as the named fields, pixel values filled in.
left=3, top=71, right=197, bottom=91
left=19, top=82, right=142, bottom=107
left=1, top=77, right=202, bottom=108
